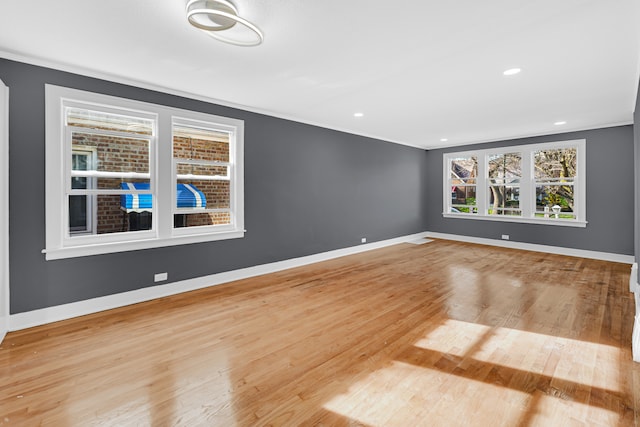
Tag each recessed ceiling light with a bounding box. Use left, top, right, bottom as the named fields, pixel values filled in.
left=440, top=138, right=448, bottom=142
left=554, top=121, right=567, bottom=125
left=503, top=68, right=521, bottom=76
left=354, top=112, right=364, bottom=118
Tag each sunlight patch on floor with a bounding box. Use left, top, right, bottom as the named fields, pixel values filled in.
left=323, top=316, right=625, bottom=426
left=522, top=391, right=622, bottom=426
left=323, top=360, right=528, bottom=426
left=413, top=318, right=621, bottom=390
left=413, top=318, right=493, bottom=358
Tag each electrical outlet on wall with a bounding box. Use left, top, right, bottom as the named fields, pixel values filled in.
left=154, top=272, right=168, bottom=282
left=501, top=234, right=510, bottom=240
left=361, top=237, right=367, bottom=243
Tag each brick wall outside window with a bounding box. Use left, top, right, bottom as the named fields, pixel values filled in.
left=72, top=133, right=230, bottom=233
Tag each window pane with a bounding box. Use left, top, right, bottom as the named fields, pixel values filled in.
left=450, top=156, right=477, bottom=181
left=488, top=185, right=520, bottom=216
left=451, top=185, right=476, bottom=213
left=69, top=195, right=88, bottom=231
left=174, top=212, right=231, bottom=228
left=71, top=154, right=89, bottom=190
left=99, top=194, right=153, bottom=234
left=68, top=194, right=155, bottom=237
left=70, top=152, right=91, bottom=232
left=71, top=133, right=151, bottom=189
left=536, top=185, right=574, bottom=218
left=66, top=108, right=153, bottom=135
left=72, top=132, right=150, bottom=176
left=173, top=126, right=229, bottom=162
left=489, top=152, right=521, bottom=182
left=534, top=148, right=576, bottom=180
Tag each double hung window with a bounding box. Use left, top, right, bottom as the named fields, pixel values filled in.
left=533, top=147, right=578, bottom=220
left=488, top=152, right=521, bottom=216
left=448, top=155, right=478, bottom=214
left=45, top=85, right=244, bottom=259
left=443, top=140, right=586, bottom=227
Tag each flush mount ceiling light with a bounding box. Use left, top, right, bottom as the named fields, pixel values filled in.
left=186, top=0, right=263, bottom=47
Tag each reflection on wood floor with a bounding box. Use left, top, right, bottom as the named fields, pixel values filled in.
left=1, top=239, right=638, bottom=426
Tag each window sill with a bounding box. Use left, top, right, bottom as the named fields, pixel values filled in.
left=442, top=213, right=587, bottom=228
left=43, top=229, right=245, bottom=260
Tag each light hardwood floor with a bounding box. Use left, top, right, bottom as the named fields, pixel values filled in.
left=0, top=239, right=638, bottom=426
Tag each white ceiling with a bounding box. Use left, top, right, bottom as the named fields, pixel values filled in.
left=0, top=0, right=639, bottom=149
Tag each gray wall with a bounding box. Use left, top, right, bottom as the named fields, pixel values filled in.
left=634, top=79, right=640, bottom=263
left=0, top=59, right=428, bottom=314
left=425, top=126, right=635, bottom=255
left=2, top=56, right=635, bottom=316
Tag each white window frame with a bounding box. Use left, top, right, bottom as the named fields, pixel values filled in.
left=171, top=116, right=237, bottom=235
left=443, top=139, right=586, bottom=227
left=447, top=154, right=479, bottom=214
left=487, top=151, right=522, bottom=216
left=45, top=85, right=245, bottom=260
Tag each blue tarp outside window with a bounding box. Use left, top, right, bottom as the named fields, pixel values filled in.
left=120, top=182, right=207, bottom=211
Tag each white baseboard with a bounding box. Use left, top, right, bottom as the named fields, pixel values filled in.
left=424, top=232, right=635, bottom=264
left=9, top=231, right=636, bottom=332
left=9, top=232, right=430, bottom=331
left=631, top=263, right=638, bottom=293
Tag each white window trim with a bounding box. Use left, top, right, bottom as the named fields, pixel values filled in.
left=44, top=85, right=245, bottom=260
left=442, top=139, right=587, bottom=228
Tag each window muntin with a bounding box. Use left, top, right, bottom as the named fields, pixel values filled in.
left=443, top=140, right=585, bottom=227
left=45, top=85, right=245, bottom=259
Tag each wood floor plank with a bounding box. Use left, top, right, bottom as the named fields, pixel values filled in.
left=0, top=239, right=638, bottom=426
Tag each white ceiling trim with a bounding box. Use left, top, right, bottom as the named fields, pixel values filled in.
left=425, top=120, right=633, bottom=151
